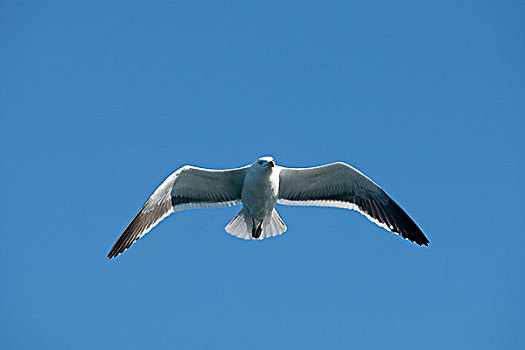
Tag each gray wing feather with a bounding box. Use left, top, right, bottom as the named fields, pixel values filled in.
left=278, top=163, right=429, bottom=246
left=108, top=166, right=246, bottom=258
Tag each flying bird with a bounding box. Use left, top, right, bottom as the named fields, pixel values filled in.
left=108, top=157, right=428, bottom=258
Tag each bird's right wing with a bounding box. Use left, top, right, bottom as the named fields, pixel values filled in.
left=278, top=162, right=428, bottom=246
left=108, top=165, right=247, bottom=258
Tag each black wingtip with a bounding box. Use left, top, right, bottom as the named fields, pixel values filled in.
left=107, top=243, right=118, bottom=259
left=415, top=238, right=430, bottom=247
left=107, top=240, right=125, bottom=259
left=107, top=243, right=127, bottom=259
left=405, top=228, right=429, bottom=247
left=407, top=226, right=429, bottom=246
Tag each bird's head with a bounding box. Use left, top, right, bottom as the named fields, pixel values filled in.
left=253, top=156, right=275, bottom=170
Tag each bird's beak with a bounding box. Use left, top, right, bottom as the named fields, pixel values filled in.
left=267, top=160, right=275, bottom=168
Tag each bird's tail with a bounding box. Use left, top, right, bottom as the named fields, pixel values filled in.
left=225, top=208, right=287, bottom=240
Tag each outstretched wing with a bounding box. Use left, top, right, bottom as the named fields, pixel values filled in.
left=108, top=165, right=247, bottom=258
left=278, top=163, right=429, bottom=246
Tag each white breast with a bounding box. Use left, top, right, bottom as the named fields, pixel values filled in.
left=241, top=167, right=280, bottom=219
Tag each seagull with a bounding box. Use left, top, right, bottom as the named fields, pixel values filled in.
left=108, top=156, right=428, bottom=258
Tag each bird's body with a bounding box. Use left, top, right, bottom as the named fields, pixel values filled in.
left=237, top=157, right=280, bottom=238
left=108, top=156, right=429, bottom=259
left=242, top=157, right=279, bottom=219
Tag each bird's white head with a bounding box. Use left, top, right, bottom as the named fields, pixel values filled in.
left=253, top=156, right=275, bottom=170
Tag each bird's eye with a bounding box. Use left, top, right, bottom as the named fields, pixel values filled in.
left=258, top=161, right=263, bottom=164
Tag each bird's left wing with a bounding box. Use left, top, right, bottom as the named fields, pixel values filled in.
left=108, top=165, right=247, bottom=258
left=278, top=163, right=429, bottom=246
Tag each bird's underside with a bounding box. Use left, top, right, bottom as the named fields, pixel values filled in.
left=107, top=157, right=429, bottom=259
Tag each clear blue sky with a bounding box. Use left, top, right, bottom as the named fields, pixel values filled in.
left=2, top=1, right=523, bottom=349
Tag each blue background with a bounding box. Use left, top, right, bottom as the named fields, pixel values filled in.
left=2, top=1, right=524, bottom=349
